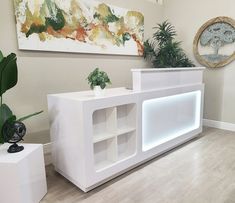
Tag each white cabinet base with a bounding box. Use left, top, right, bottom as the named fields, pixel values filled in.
left=0, top=144, right=47, bottom=203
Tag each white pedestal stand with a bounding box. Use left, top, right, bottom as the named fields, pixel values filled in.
left=0, top=144, right=47, bottom=203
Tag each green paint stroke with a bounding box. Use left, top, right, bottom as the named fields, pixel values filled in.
left=45, top=0, right=65, bottom=30
left=26, top=0, right=65, bottom=37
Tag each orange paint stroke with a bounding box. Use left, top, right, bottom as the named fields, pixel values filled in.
left=46, top=26, right=73, bottom=39
left=132, top=34, right=144, bottom=56
left=58, top=26, right=74, bottom=38
left=76, top=26, right=88, bottom=42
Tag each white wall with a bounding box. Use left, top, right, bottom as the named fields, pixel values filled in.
left=163, top=0, right=235, bottom=124
left=0, top=0, right=163, bottom=143
left=3, top=0, right=234, bottom=144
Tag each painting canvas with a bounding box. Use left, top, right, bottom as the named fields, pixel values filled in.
left=14, top=0, right=144, bottom=55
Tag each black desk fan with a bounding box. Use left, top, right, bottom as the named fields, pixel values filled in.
left=2, top=121, right=26, bottom=153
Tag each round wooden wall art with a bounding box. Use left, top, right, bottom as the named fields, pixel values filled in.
left=193, top=16, right=235, bottom=68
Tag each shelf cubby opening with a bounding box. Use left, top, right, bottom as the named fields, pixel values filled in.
left=94, top=137, right=117, bottom=171
left=117, top=103, right=136, bottom=133
left=117, top=131, right=136, bottom=161
left=93, top=107, right=117, bottom=142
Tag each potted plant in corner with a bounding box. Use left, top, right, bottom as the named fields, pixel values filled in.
left=0, top=50, right=43, bottom=153
left=87, top=68, right=111, bottom=97
left=143, top=20, right=195, bottom=68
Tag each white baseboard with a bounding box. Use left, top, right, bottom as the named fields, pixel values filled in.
left=43, top=143, right=52, bottom=165
left=203, top=119, right=235, bottom=132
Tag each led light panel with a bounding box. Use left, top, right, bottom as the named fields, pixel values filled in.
left=142, top=91, right=201, bottom=151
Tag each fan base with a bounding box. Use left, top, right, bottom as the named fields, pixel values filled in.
left=7, top=143, right=24, bottom=153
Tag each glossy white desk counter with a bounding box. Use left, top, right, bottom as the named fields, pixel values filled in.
left=47, top=68, right=205, bottom=192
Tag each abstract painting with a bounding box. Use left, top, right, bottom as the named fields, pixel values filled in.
left=14, top=0, right=144, bottom=55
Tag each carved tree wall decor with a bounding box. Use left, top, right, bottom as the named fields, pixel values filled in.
left=193, top=16, right=235, bottom=68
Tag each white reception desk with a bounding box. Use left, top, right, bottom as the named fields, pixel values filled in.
left=47, top=67, right=205, bottom=192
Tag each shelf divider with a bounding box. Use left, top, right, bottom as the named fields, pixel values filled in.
left=116, top=127, right=136, bottom=136
left=106, top=107, right=117, bottom=133
left=93, top=132, right=116, bottom=143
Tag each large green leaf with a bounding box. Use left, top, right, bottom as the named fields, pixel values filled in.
left=2, top=115, right=17, bottom=142
left=0, top=51, right=3, bottom=63
left=0, top=104, right=13, bottom=143
left=0, top=53, right=18, bottom=97
left=17, top=110, right=43, bottom=122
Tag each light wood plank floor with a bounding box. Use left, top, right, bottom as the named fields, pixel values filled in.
left=41, top=128, right=235, bottom=203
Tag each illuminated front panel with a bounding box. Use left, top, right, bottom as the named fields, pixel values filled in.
left=142, top=91, right=201, bottom=151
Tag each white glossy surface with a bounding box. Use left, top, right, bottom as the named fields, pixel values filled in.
left=142, top=91, right=201, bottom=151
left=132, top=67, right=205, bottom=91
left=50, top=87, right=135, bottom=101
left=0, top=144, right=47, bottom=203
left=131, top=67, right=205, bottom=72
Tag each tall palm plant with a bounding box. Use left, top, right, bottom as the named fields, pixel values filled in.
left=144, top=21, right=195, bottom=68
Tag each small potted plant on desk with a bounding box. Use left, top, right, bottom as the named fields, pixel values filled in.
left=87, top=68, right=111, bottom=97
left=0, top=50, right=43, bottom=153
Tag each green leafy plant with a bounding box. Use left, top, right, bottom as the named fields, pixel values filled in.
left=0, top=50, right=43, bottom=144
left=87, top=68, right=111, bottom=90
left=144, top=21, right=195, bottom=68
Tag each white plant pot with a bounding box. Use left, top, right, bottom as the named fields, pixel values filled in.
left=93, top=86, right=105, bottom=97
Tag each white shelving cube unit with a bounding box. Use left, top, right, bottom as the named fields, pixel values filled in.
left=48, top=89, right=139, bottom=191
left=92, top=104, right=137, bottom=171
